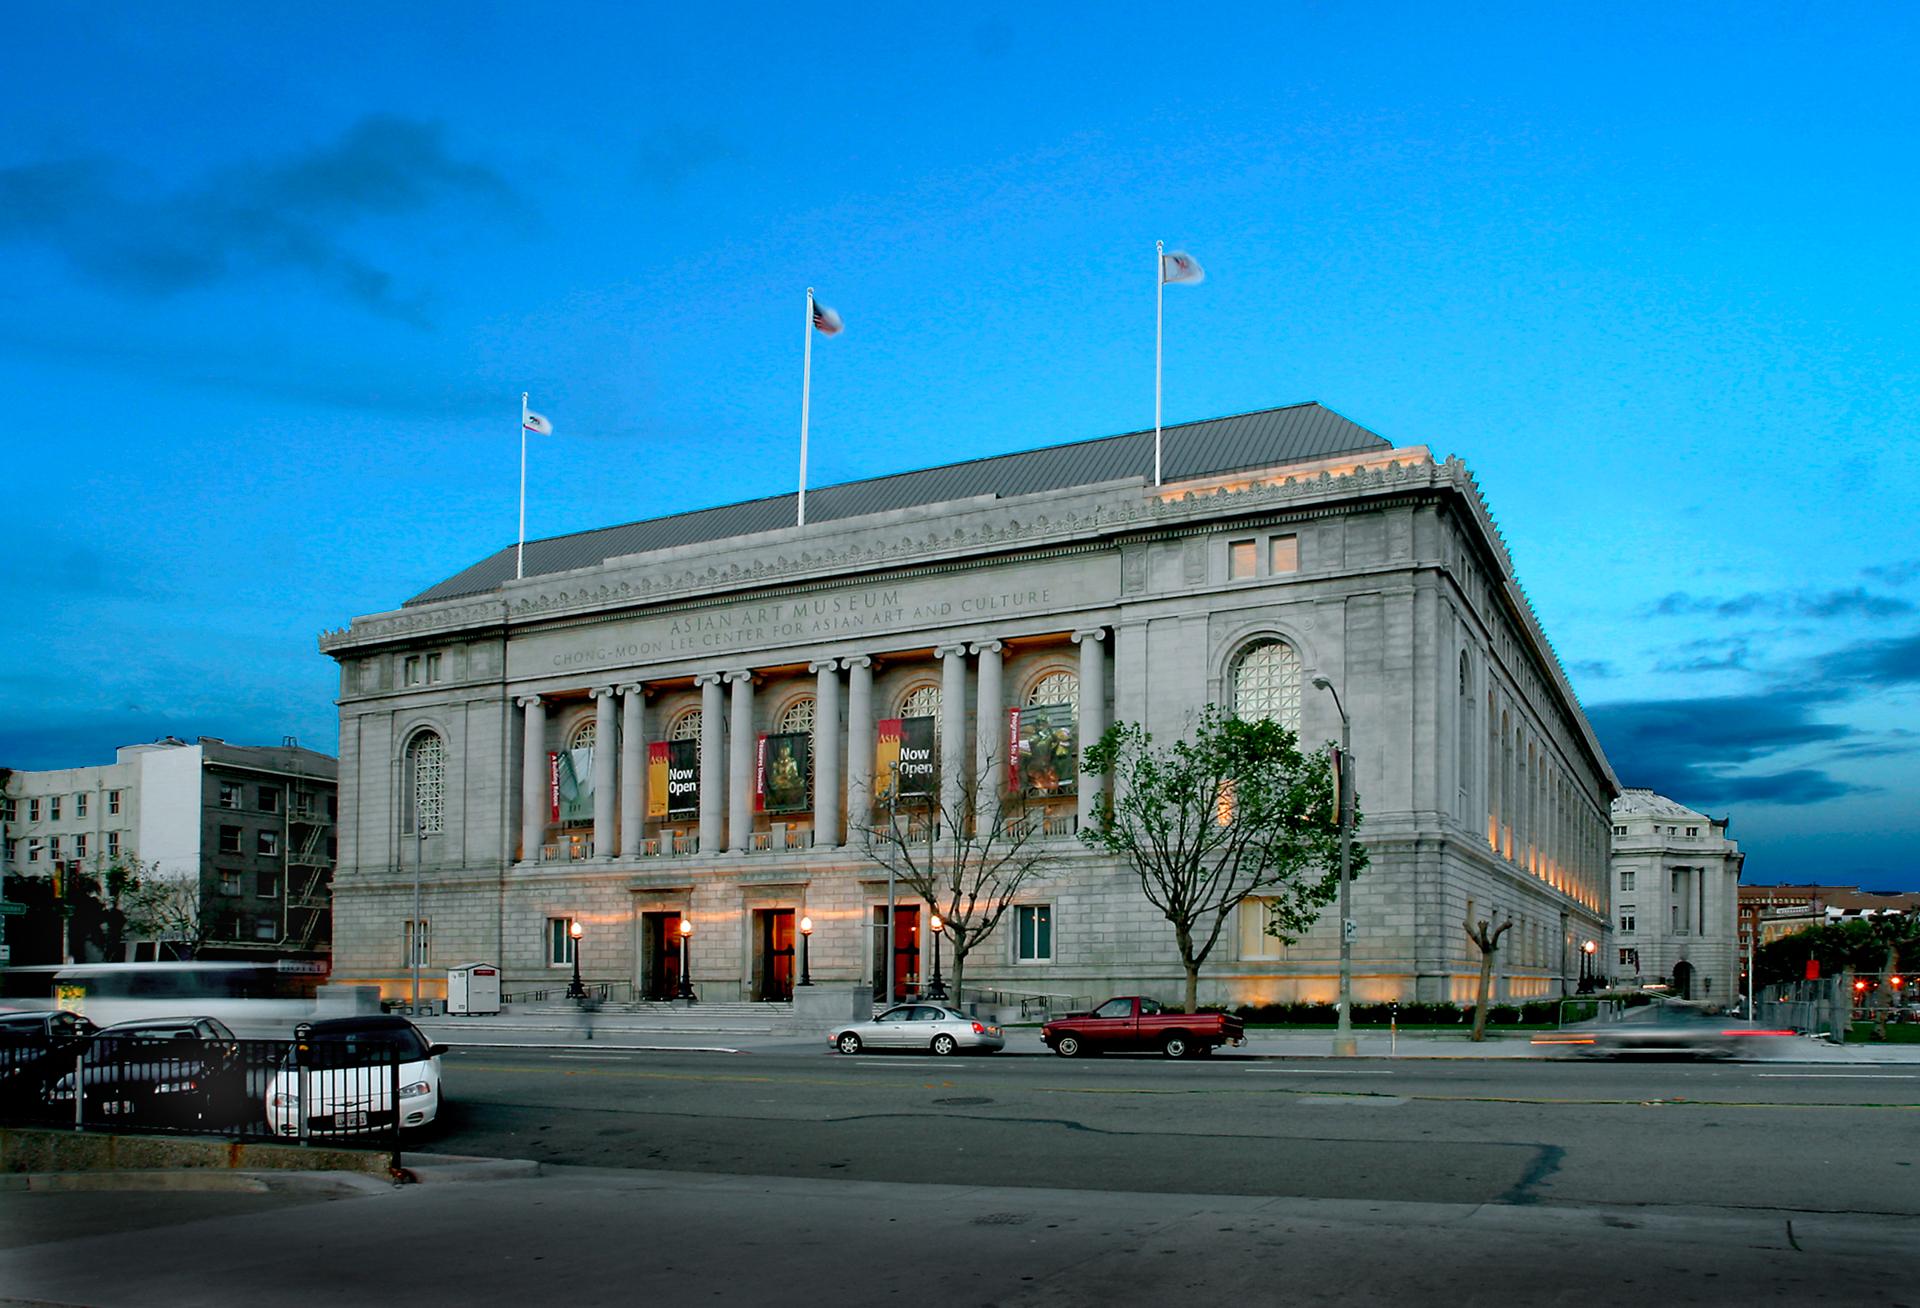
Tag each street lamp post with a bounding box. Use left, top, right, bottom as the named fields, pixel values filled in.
left=566, top=919, right=586, bottom=1000
left=1311, top=677, right=1357, bottom=1058
left=928, top=913, right=947, bottom=1000
left=1579, top=938, right=1597, bottom=995
left=676, top=916, right=695, bottom=1002
left=798, top=915, right=814, bottom=987
left=885, top=761, right=900, bottom=1007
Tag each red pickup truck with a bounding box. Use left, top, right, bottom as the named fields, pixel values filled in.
left=1041, top=996, right=1245, bottom=1058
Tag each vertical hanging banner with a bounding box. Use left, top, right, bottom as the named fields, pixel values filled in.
left=557, top=744, right=594, bottom=825
left=666, top=739, right=699, bottom=817
left=874, top=718, right=903, bottom=803
left=758, top=731, right=812, bottom=813
left=646, top=742, right=670, bottom=820
left=1011, top=703, right=1077, bottom=796
left=548, top=752, right=561, bottom=823
left=879, top=715, right=936, bottom=800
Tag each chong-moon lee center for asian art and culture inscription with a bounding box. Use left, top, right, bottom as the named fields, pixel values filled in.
left=320, top=402, right=1618, bottom=1009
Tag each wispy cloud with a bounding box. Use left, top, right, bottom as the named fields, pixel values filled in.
left=1813, top=631, right=1920, bottom=686
left=0, top=116, right=515, bottom=323
left=1648, top=586, right=1912, bottom=621
left=1587, top=690, right=1864, bottom=807
left=1653, top=637, right=1751, bottom=675
left=1569, top=658, right=1618, bottom=680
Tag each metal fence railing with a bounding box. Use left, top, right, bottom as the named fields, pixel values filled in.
left=1, top=1028, right=406, bottom=1156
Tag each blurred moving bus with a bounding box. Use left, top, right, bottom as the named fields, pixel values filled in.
left=0, top=961, right=327, bottom=1032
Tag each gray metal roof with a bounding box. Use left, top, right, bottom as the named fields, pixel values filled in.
left=407, top=402, right=1390, bottom=605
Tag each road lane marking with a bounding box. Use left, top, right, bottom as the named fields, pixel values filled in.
left=550, top=1054, right=637, bottom=1061
left=1243, top=1068, right=1394, bottom=1075
left=1755, top=1074, right=1916, bottom=1080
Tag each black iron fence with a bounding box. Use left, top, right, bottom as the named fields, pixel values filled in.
left=0, top=1028, right=405, bottom=1154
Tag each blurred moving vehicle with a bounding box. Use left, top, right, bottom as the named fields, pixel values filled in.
left=266, top=1015, right=447, bottom=1136
left=1579, top=1004, right=1790, bottom=1059
left=829, top=1004, right=1005, bottom=1055
left=44, top=1017, right=246, bottom=1128
left=1042, top=996, right=1245, bottom=1058
left=0, top=962, right=326, bottom=1031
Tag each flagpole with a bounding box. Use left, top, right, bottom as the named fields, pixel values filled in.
left=1154, top=240, right=1165, bottom=487
left=518, top=392, right=529, bottom=580
left=799, top=288, right=814, bottom=527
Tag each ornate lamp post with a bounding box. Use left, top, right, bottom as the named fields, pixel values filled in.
left=566, top=919, right=586, bottom=1000
left=1578, top=938, right=1597, bottom=994
left=927, top=913, right=948, bottom=1000
left=676, top=916, right=695, bottom=1002
left=1311, top=676, right=1357, bottom=1057
left=798, top=915, right=814, bottom=987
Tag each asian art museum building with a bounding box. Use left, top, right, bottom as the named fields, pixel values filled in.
left=320, top=403, right=1619, bottom=1009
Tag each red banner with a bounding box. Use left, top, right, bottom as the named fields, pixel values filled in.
left=548, top=752, right=560, bottom=823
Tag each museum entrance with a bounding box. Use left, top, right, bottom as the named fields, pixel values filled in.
left=870, top=904, right=921, bottom=1003
left=752, top=908, right=796, bottom=1001
left=640, top=911, right=686, bottom=1001
left=1672, top=959, right=1694, bottom=1000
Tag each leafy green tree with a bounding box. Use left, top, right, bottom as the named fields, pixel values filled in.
left=1081, top=705, right=1363, bottom=1013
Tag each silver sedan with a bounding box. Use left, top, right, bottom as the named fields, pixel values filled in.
left=829, top=1004, right=1005, bottom=1056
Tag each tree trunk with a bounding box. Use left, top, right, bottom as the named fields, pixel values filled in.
left=1472, top=950, right=1495, bottom=1041
left=1184, top=961, right=1200, bottom=1015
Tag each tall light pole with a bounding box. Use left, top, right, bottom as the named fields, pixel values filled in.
left=676, top=916, right=695, bottom=1002
left=566, top=918, right=586, bottom=1000
left=1312, top=676, right=1357, bottom=1058
left=928, top=913, right=947, bottom=1000
left=798, top=915, right=814, bottom=987
left=885, top=761, right=900, bottom=1007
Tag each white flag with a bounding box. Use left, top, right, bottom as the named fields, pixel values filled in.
left=523, top=410, right=553, bottom=435
left=1160, top=250, right=1205, bottom=285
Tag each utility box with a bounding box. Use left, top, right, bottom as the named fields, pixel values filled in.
left=446, top=963, right=502, bottom=1016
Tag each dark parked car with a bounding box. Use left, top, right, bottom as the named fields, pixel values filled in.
left=0, top=1009, right=101, bottom=1110
left=45, top=1016, right=248, bottom=1129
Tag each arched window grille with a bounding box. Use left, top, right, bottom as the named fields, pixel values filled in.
left=898, top=684, right=941, bottom=735
left=570, top=720, right=597, bottom=751
left=1025, top=671, right=1078, bottom=712
left=1229, top=639, right=1302, bottom=732
left=667, top=710, right=701, bottom=742
left=777, top=696, right=816, bottom=737
left=406, top=730, right=445, bottom=836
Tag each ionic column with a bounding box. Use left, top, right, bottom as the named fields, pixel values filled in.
left=618, top=684, right=644, bottom=857
left=971, top=641, right=1005, bottom=814
left=727, top=670, right=755, bottom=851
left=591, top=687, right=617, bottom=858
left=843, top=656, right=873, bottom=846
left=811, top=661, right=842, bottom=847
left=696, top=674, right=726, bottom=853
left=518, top=695, right=547, bottom=862
left=937, top=644, right=969, bottom=824
left=1073, top=629, right=1107, bottom=832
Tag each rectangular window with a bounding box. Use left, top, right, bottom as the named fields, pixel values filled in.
left=108, top=790, right=121, bottom=815
left=258, top=787, right=279, bottom=814
left=326, top=836, right=338, bottom=860
left=218, top=826, right=242, bottom=855
left=255, top=918, right=278, bottom=941
left=1620, top=871, right=1635, bottom=892
left=48, top=797, right=60, bottom=821
left=220, top=871, right=242, bottom=896
left=27, top=839, right=41, bottom=862
left=2, top=839, right=13, bottom=863
left=548, top=917, right=577, bottom=967
left=219, top=783, right=242, bottom=809
left=404, top=656, right=422, bottom=686
left=1269, top=534, right=1299, bottom=574
left=257, top=830, right=279, bottom=856
left=48, top=836, right=61, bottom=859
left=29, top=798, right=40, bottom=822
left=107, top=831, right=120, bottom=857
left=327, top=795, right=338, bottom=819
left=294, top=790, right=314, bottom=816
left=75, top=793, right=88, bottom=818
left=74, top=834, right=87, bottom=858
left=403, top=919, right=430, bottom=967
left=1619, top=907, right=1636, bottom=933
left=1016, top=904, right=1053, bottom=962
left=1228, top=539, right=1257, bottom=579
left=1, top=799, right=14, bottom=822
left=1238, top=898, right=1286, bottom=959
left=1613, top=824, right=1626, bottom=836
left=426, top=652, right=442, bottom=683
left=257, top=871, right=280, bottom=898
left=1686, top=826, right=1698, bottom=837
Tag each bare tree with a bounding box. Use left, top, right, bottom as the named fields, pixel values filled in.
left=122, top=867, right=206, bottom=960
left=1081, top=706, right=1359, bottom=1013
left=857, top=758, right=1065, bottom=1002
left=1464, top=914, right=1514, bottom=1042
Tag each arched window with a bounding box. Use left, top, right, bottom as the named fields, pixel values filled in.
left=777, top=696, right=816, bottom=737
left=1229, top=639, right=1301, bottom=732
left=1025, top=671, right=1078, bottom=712
left=898, top=684, right=941, bottom=733
left=667, top=710, right=701, bottom=742
left=1457, top=652, right=1474, bottom=814
left=406, top=730, right=444, bottom=836
left=569, top=720, right=597, bottom=751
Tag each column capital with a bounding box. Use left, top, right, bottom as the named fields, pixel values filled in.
left=724, top=668, right=754, bottom=686
left=516, top=694, right=544, bottom=708
left=616, top=682, right=642, bottom=696
left=693, top=672, right=725, bottom=689
left=590, top=685, right=617, bottom=701
left=1071, top=628, right=1108, bottom=645
left=841, top=654, right=873, bottom=671
left=935, top=643, right=969, bottom=659
left=967, top=640, right=1004, bottom=658
left=808, top=660, right=839, bottom=675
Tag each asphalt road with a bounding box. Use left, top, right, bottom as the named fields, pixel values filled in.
left=423, top=1046, right=1920, bottom=1216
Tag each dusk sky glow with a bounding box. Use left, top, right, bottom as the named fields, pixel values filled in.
left=4, top=5, right=1915, bottom=887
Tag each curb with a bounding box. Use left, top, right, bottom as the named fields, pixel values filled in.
left=0, top=1169, right=396, bottom=1196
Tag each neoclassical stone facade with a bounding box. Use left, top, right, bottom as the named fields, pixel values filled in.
left=321, top=404, right=1617, bottom=1007
left=1609, top=789, right=1744, bottom=1003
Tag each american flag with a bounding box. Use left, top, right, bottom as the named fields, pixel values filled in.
left=811, top=298, right=844, bottom=336
left=1160, top=251, right=1205, bottom=286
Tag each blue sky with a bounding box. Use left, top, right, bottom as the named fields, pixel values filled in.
left=3, top=4, right=1915, bottom=887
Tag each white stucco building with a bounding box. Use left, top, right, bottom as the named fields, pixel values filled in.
left=1609, top=788, right=1743, bottom=1003
left=321, top=404, right=1618, bottom=1008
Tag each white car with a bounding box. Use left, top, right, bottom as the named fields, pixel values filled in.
left=267, top=1015, right=446, bottom=1136
left=829, top=1004, right=1005, bottom=1055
